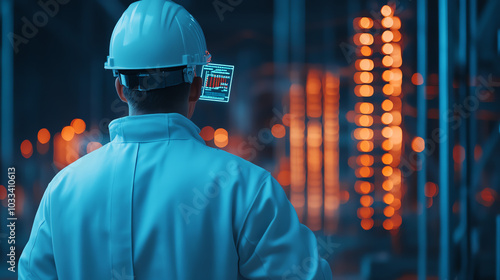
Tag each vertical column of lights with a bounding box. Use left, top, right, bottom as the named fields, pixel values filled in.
left=289, top=84, right=306, bottom=222
left=306, top=70, right=323, bottom=231
left=324, top=72, right=340, bottom=233
left=353, top=16, right=376, bottom=230
left=380, top=5, right=403, bottom=231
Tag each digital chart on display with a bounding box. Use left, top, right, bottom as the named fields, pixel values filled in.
left=200, top=63, right=235, bottom=103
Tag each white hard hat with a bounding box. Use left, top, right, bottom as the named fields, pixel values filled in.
left=104, top=0, right=211, bottom=77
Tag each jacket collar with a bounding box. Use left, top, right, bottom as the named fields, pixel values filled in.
left=108, top=113, right=204, bottom=143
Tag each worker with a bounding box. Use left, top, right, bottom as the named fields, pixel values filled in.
left=18, top=0, right=333, bottom=279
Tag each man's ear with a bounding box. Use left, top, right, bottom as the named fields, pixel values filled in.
left=189, top=76, right=202, bottom=102
left=187, top=76, right=202, bottom=118
left=115, top=77, right=128, bottom=103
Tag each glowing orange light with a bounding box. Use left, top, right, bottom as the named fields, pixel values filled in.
left=391, top=214, right=402, bottom=227
left=382, top=127, right=393, bottom=138
left=277, top=170, right=291, bottom=186
left=356, top=59, right=374, bottom=71
left=382, top=70, right=393, bottom=82
left=382, top=153, right=393, bottom=165
left=356, top=181, right=373, bottom=194
left=383, top=84, right=394, bottom=95
left=392, top=17, right=401, bottom=29
left=381, top=113, right=393, bottom=125
left=361, top=218, right=374, bottom=230
left=61, top=126, right=75, bottom=141
left=425, top=182, right=439, bottom=197
left=71, top=119, right=86, bottom=134
left=200, top=126, right=215, bottom=141
left=355, top=72, right=374, bottom=84
left=392, top=30, right=402, bottom=42
left=359, top=33, right=374, bottom=45
left=383, top=193, right=395, bottom=204
left=355, top=85, right=374, bottom=97
left=356, top=115, right=373, bottom=127
left=354, top=128, right=374, bottom=140
left=382, top=43, right=394, bottom=55
left=382, top=17, right=394, bottom=28
left=412, top=73, right=424, bottom=85
left=21, top=140, right=33, bottom=159
left=381, top=5, right=393, bottom=17
left=86, top=142, right=103, bottom=153
left=358, top=102, right=374, bottom=114
left=357, top=166, right=373, bottom=178
left=382, top=166, right=393, bottom=177
left=360, top=195, right=374, bottom=207
left=382, top=56, right=394, bottom=67
left=357, top=207, right=374, bottom=219
left=272, top=124, right=286, bottom=139
left=382, top=139, right=393, bottom=151
left=478, top=188, right=496, bottom=207
left=358, top=17, right=374, bottom=29
left=358, top=141, right=374, bottom=152
left=214, top=128, right=229, bottom=148
left=383, top=219, right=394, bottom=230
left=360, top=46, right=372, bottom=56
left=382, top=180, right=394, bottom=191
left=384, top=206, right=395, bottom=217
left=381, top=31, right=394, bottom=42
left=412, top=137, right=425, bottom=152
left=37, top=128, right=51, bottom=144
left=357, top=155, right=374, bottom=166
left=381, top=100, right=394, bottom=111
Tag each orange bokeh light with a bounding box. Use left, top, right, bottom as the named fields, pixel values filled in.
left=214, top=128, right=229, bottom=148
left=383, top=84, right=394, bottom=95
left=383, top=193, right=395, bottom=204
left=356, top=115, right=373, bottom=127
left=21, top=140, right=33, bottom=159
left=382, top=43, right=394, bottom=54
left=381, top=100, right=394, bottom=111
left=37, top=128, right=51, bottom=144
left=382, top=166, right=393, bottom=177
left=382, top=17, right=394, bottom=28
left=61, top=126, right=75, bottom=142
left=381, top=5, right=393, bottom=17
left=356, top=59, right=374, bottom=71
left=412, top=137, right=425, bottom=152
left=381, top=31, right=394, bottom=42
left=361, top=218, right=374, bottom=230
left=382, top=153, right=393, bottom=165
left=381, top=113, right=394, bottom=125
left=357, top=207, right=374, bottom=219
left=360, top=195, right=374, bottom=207
left=272, top=124, right=286, bottom=139
left=358, top=17, right=374, bottom=29
left=383, top=219, right=394, bottom=230
left=200, top=126, right=215, bottom=141
left=382, top=56, right=394, bottom=67
left=358, top=141, right=374, bottom=152
left=384, top=206, right=395, bottom=217
left=382, top=180, right=394, bottom=191
left=425, top=182, right=439, bottom=197
left=412, top=73, right=424, bottom=85
left=71, top=119, right=86, bottom=134
left=358, top=102, right=374, bottom=114
left=359, top=33, right=374, bottom=45
left=382, top=139, right=393, bottom=151
left=360, top=46, right=372, bottom=56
